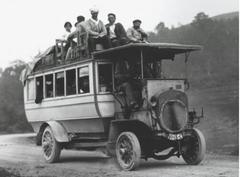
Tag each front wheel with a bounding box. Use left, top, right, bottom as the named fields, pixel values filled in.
left=41, top=126, right=61, bottom=163
left=116, top=132, right=141, bottom=171
left=181, top=128, right=206, bottom=165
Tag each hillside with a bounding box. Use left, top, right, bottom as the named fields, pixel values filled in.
left=212, top=11, right=239, bottom=21
left=149, top=11, right=239, bottom=155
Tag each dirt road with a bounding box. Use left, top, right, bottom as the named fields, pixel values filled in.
left=0, top=133, right=238, bottom=177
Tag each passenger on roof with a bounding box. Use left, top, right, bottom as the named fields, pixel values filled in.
left=62, top=21, right=72, bottom=41
left=68, top=15, right=87, bottom=42
left=75, top=15, right=87, bottom=32
left=105, top=13, right=129, bottom=47
left=58, top=22, right=77, bottom=60
left=86, top=7, right=111, bottom=52
left=127, top=19, right=148, bottom=43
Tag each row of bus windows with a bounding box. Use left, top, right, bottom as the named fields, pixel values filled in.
left=30, top=66, right=90, bottom=102
left=27, top=64, right=114, bottom=102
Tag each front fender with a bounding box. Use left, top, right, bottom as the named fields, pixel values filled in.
left=47, top=121, right=69, bottom=142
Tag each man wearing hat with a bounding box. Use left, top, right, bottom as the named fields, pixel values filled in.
left=85, top=7, right=111, bottom=52
left=105, top=13, right=129, bottom=47
left=127, top=19, right=148, bottom=43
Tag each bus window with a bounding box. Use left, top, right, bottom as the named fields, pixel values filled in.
left=98, top=64, right=113, bottom=92
left=78, top=67, right=89, bottom=94
left=66, top=69, right=76, bottom=95
left=35, top=76, right=43, bottom=103
left=27, top=78, right=35, bottom=100
left=45, top=74, right=53, bottom=98
left=55, top=72, right=65, bottom=96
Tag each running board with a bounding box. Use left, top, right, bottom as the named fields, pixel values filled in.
left=67, top=141, right=108, bottom=149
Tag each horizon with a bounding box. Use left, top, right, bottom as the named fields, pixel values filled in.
left=0, top=0, right=238, bottom=69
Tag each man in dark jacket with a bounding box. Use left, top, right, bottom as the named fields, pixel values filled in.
left=105, top=13, right=129, bottom=47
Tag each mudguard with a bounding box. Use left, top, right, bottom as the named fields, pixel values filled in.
left=47, top=121, right=69, bottom=142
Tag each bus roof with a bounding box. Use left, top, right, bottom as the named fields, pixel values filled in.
left=93, top=43, right=202, bottom=60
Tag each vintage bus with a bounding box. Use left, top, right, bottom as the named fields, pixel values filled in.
left=23, top=38, right=206, bottom=171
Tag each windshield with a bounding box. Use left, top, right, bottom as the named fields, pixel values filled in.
left=113, top=54, right=187, bottom=80
left=114, top=58, right=162, bottom=80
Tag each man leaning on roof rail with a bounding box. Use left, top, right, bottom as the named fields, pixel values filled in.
left=67, top=15, right=87, bottom=43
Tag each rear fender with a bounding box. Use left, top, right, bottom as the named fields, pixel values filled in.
left=47, top=121, right=69, bottom=142
left=38, top=121, right=69, bottom=144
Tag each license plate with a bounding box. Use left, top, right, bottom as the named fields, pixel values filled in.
left=168, top=133, right=183, bottom=140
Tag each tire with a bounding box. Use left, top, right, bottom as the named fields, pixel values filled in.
left=115, top=132, right=141, bottom=171
left=36, top=132, right=42, bottom=146
left=181, top=128, right=206, bottom=165
left=41, top=126, right=61, bottom=163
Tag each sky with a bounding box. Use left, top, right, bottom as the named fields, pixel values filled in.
left=0, top=0, right=238, bottom=69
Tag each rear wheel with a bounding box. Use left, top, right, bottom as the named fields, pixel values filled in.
left=116, top=132, right=141, bottom=171
left=41, top=126, right=61, bottom=163
left=181, top=128, right=206, bottom=165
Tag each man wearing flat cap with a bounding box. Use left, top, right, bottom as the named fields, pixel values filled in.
left=105, top=13, right=129, bottom=47
left=85, top=7, right=111, bottom=52
left=127, top=19, right=148, bottom=43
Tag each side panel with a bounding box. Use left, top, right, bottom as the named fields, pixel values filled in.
left=26, top=94, right=115, bottom=134
left=25, top=95, right=98, bottom=122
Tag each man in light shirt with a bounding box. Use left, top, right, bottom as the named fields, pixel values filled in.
left=62, top=22, right=72, bottom=41
left=59, top=22, right=76, bottom=60
left=127, top=19, right=148, bottom=43
left=105, top=13, right=129, bottom=47
left=85, top=7, right=111, bottom=52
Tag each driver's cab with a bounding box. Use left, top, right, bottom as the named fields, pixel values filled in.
left=94, top=43, right=201, bottom=115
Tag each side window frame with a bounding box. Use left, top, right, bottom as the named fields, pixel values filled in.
left=27, top=77, right=35, bottom=101
left=35, top=75, right=44, bottom=103
left=77, top=65, right=90, bottom=95
left=45, top=74, right=54, bottom=98
left=97, top=62, right=114, bottom=93
left=55, top=71, right=65, bottom=97
left=66, top=68, right=77, bottom=96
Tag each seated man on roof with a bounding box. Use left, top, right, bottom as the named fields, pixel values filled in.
left=127, top=19, right=148, bottom=43
left=105, top=13, right=129, bottom=47
left=85, top=7, right=111, bottom=52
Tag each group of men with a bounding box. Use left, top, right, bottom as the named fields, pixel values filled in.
left=61, top=7, right=148, bottom=54
left=59, top=7, right=149, bottom=110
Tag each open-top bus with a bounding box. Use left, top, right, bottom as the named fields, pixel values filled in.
left=23, top=39, right=206, bottom=171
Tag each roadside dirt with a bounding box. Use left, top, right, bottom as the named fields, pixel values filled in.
left=0, top=133, right=238, bottom=177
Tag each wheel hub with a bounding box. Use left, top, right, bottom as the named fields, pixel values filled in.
left=118, top=136, right=133, bottom=165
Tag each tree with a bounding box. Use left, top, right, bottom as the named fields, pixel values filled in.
left=0, top=60, right=32, bottom=133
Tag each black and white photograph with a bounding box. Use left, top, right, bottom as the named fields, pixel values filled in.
left=0, top=0, right=238, bottom=176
